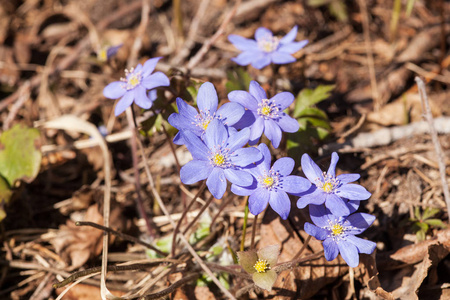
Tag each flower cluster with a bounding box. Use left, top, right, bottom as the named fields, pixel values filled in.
left=299, top=153, right=376, bottom=267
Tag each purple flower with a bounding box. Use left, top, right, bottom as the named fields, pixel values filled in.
left=103, top=57, right=170, bottom=116
left=228, top=81, right=299, bottom=148
left=304, top=205, right=376, bottom=267
left=228, top=26, right=308, bottom=69
left=97, top=44, right=123, bottom=61
left=180, top=119, right=262, bottom=199
left=297, top=152, right=371, bottom=217
left=168, top=82, right=244, bottom=145
left=232, top=144, right=311, bottom=219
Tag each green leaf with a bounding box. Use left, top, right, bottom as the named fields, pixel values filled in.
left=225, top=67, right=252, bottom=93
left=415, top=221, right=429, bottom=232
left=424, top=219, right=447, bottom=228
left=414, top=206, right=421, bottom=221
left=293, top=85, right=334, bottom=118
left=328, top=1, right=348, bottom=22
left=422, top=207, right=440, bottom=220
left=416, top=229, right=426, bottom=241
left=0, top=124, right=42, bottom=186
left=0, top=176, right=12, bottom=222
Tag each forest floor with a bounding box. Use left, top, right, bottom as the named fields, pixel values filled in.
left=0, top=0, right=449, bottom=299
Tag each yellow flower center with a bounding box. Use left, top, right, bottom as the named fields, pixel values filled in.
left=253, top=259, right=270, bottom=273
left=331, top=224, right=344, bottom=236
left=261, top=106, right=271, bottom=116
left=322, top=182, right=333, bottom=193
left=98, top=49, right=107, bottom=62
left=201, top=120, right=211, bottom=130
left=128, top=75, right=140, bottom=87
left=263, top=176, right=274, bottom=187
left=213, top=154, right=225, bottom=166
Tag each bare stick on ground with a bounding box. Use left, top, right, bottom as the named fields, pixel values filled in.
left=415, top=76, right=450, bottom=222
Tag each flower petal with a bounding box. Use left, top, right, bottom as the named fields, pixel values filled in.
left=204, top=119, right=228, bottom=149
left=249, top=81, right=267, bottom=102
left=301, top=153, right=324, bottom=183
left=133, top=85, right=152, bottom=109
left=175, top=97, right=198, bottom=120
left=268, top=190, right=291, bottom=219
left=272, top=157, right=294, bottom=175
left=227, top=127, right=250, bottom=152
left=141, top=71, right=170, bottom=90
left=231, top=51, right=262, bottom=66
left=337, top=173, right=360, bottom=184
left=338, top=240, right=360, bottom=267
left=345, top=213, right=376, bottom=234
left=346, top=235, right=376, bottom=255
left=325, top=193, right=351, bottom=217
left=251, top=54, right=271, bottom=69
left=253, top=270, right=277, bottom=291
left=181, top=130, right=210, bottom=159
left=347, top=200, right=360, bottom=214
left=323, top=238, right=339, bottom=262
left=249, top=117, right=265, bottom=141
left=278, top=40, right=308, bottom=53
left=296, top=188, right=326, bottom=208
left=277, top=115, right=299, bottom=133
left=304, top=222, right=328, bottom=240
left=271, top=92, right=294, bottom=110
left=103, top=81, right=126, bottom=99
left=142, top=57, right=162, bottom=77
left=231, top=180, right=257, bottom=196
left=228, top=35, right=259, bottom=51
left=206, top=168, right=227, bottom=199
left=249, top=188, right=270, bottom=216
left=270, top=52, right=296, bottom=65
left=197, top=82, right=218, bottom=114
left=228, top=90, right=259, bottom=111
left=231, top=147, right=262, bottom=167
left=217, top=102, right=244, bottom=126
left=327, top=152, right=339, bottom=177
left=308, top=204, right=331, bottom=227
left=114, top=91, right=134, bottom=116
left=224, top=168, right=253, bottom=186
left=255, top=27, right=273, bottom=41
left=336, top=184, right=371, bottom=200
left=257, top=244, right=280, bottom=266
left=282, top=175, right=311, bottom=194
left=257, top=143, right=272, bottom=171
left=264, top=120, right=282, bottom=148
left=279, top=26, right=298, bottom=44
left=180, top=160, right=212, bottom=184
left=237, top=250, right=258, bottom=274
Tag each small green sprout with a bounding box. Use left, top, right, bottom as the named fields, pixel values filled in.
left=410, top=207, right=446, bottom=241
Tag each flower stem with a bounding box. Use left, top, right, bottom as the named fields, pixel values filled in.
left=126, top=107, right=155, bottom=238
left=171, top=180, right=207, bottom=256
left=293, top=235, right=311, bottom=260
left=182, top=194, right=215, bottom=236
left=250, top=213, right=258, bottom=250
left=240, top=197, right=249, bottom=251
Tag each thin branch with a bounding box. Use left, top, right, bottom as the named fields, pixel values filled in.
left=186, top=0, right=241, bottom=70
left=415, top=76, right=450, bottom=222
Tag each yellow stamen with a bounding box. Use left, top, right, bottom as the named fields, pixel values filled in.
left=213, top=154, right=225, bottom=166
left=98, top=49, right=107, bottom=62
left=261, top=106, right=271, bottom=116
left=128, top=75, right=140, bottom=87
left=253, top=259, right=270, bottom=273
left=201, top=120, right=210, bottom=130
left=331, top=224, right=344, bottom=236
left=263, top=176, right=274, bottom=187
left=322, top=182, right=333, bottom=193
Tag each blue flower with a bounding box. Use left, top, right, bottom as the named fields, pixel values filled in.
left=297, top=152, right=371, bottom=217
left=228, top=81, right=299, bottom=148
left=180, top=119, right=262, bottom=199
left=232, top=144, right=311, bottom=219
left=97, top=44, right=123, bottom=61
left=103, top=57, right=170, bottom=116
left=168, top=82, right=244, bottom=145
left=228, top=26, right=308, bottom=69
left=304, top=205, right=376, bottom=267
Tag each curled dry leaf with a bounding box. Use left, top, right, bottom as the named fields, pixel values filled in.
left=50, top=203, right=124, bottom=270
